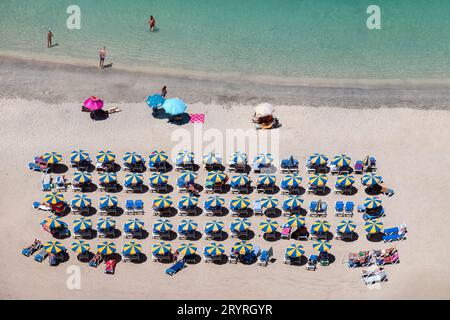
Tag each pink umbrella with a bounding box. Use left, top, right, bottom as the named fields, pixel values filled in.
left=83, top=96, right=104, bottom=111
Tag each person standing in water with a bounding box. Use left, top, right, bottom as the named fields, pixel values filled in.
left=148, top=16, right=156, bottom=32
left=99, top=47, right=106, bottom=68
left=47, top=29, right=54, bottom=48
left=161, top=86, right=167, bottom=98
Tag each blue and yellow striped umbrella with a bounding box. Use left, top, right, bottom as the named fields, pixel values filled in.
left=283, top=196, right=304, bottom=210
left=337, top=220, right=356, bottom=234
left=43, top=240, right=65, bottom=254
left=97, top=241, right=116, bottom=255
left=363, top=196, right=382, bottom=209
left=178, top=243, right=197, bottom=256
left=123, top=152, right=143, bottom=164
left=176, top=151, right=194, bottom=164
left=99, top=195, right=118, bottom=207
left=205, top=196, right=225, bottom=208
left=153, top=219, right=173, bottom=232
left=41, top=152, right=62, bottom=164
left=124, top=218, right=144, bottom=231
left=361, top=174, right=383, bottom=186
left=231, top=218, right=251, bottom=231
left=311, top=220, right=331, bottom=233
left=96, top=150, right=115, bottom=163
left=149, top=150, right=168, bottom=164
left=179, top=195, right=198, bottom=208
left=178, top=219, right=198, bottom=231
left=229, top=152, right=247, bottom=164
left=203, top=152, right=221, bottom=165
left=123, top=242, right=142, bottom=255
left=204, top=242, right=225, bottom=256
left=286, top=243, right=305, bottom=257
left=71, top=194, right=91, bottom=208
left=44, top=192, right=65, bottom=205
left=97, top=218, right=116, bottom=230
left=336, top=174, right=355, bottom=187
left=364, top=219, right=384, bottom=234
left=230, top=196, right=251, bottom=210
left=178, top=170, right=198, bottom=184
left=260, top=196, right=279, bottom=208
left=152, top=241, right=172, bottom=255
left=259, top=219, right=279, bottom=233
left=308, top=174, right=328, bottom=186
left=153, top=195, right=173, bottom=209
left=281, top=174, right=302, bottom=188
left=73, top=218, right=92, bottom=231
left=42, top=216, right=64, bottom=229
left=124, top=173, right=143, bottom=185
left=257, top=174, right=276, bottom=185
left=309, top=153, right=328, bottom=166
left=207, top=171, right=228, bottom=184
left=286, top=215, right=306, bottom=228
left=205, top=220, right=225, bottom=233
left=73, top=171, right=92, bottom=183
left=312, top=240, right=332, bottom=252
left=331, top=154, right=351, bottom=167
left=230, top=174, right=250, bottom=187
left=233, top=241, right=253, bottom=255
left=71, top=240, right=90, bottom=253
left=99, top=172, right=117, bottom=184
left=70, top=150, right=90, bottom=163
left=254, top=153, right=274, bottom=166
left=149, top=173, right=168, bottom=185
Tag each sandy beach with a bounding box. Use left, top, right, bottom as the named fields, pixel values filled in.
left=0, top=57, right=449, bottom=300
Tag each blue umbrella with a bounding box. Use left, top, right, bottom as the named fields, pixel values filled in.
left=162, top=98, right=187, bottom=115
left=146, top=94, right=165, bottom=109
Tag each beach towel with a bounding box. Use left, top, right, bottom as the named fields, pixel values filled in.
left=189, top=113, right=205, bottom=123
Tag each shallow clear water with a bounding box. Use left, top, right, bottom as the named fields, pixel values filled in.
left=0, top=0, right=449, bottom=80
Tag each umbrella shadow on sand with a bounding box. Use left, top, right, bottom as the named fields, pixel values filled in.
left=152, top=110, right=191, bottom=125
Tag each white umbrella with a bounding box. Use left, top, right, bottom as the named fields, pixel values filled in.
left=254, top=103, right=274, bottom=117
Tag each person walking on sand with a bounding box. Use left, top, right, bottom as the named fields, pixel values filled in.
left=99, top=47, right=106, bottom=68
left=161, top=85, right=167, bottom=98
left=47, top=29, right=54, bottom=48
left=149, top=15, right=156, bottom=32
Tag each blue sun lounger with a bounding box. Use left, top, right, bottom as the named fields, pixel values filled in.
left=335, top=201, right=344, bottom=216
left=165, top=260, right=186, bottom=276
left=34, top=248, right=48, bottom=262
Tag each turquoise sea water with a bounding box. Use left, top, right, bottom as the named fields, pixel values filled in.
left=0, top=0, right=449, bottom=81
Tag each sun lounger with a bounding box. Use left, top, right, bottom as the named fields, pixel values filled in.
left=253, top=200, right=263, bottom=216
left=34, top=248, right=49, bottom=262
left=22, top=241, right=42, bottom=257
left=229, top=250, right=238, bottom=264
left=363, top=208, right=385, bottom=220
left=257, top=250, right=270, bottom=267
left=354, top=160, right=363, bottom=174
left=373, top=248, right=400, bottom=266
left=304, top=255, right=317, bottom=271
left=134, top=200, right=144, bottom=214
left=345, top=201, right=354, bottom=216
left=73, top=229, right=92, bottom=239
left=125, top=200, right=134, bottom=214
left=124, top=228, right=143, bottom=239
left=166, top=260, right=186, bottom=276
left=32, top=201, right=51, bottom=212
left=122, top=252, right=141, bottom=263
left=281, top=226, right=291, bottom=239
left=336, top=231, right=354, bottom=241
left=362, top=266, right=387, bottom=285
left=203, top=253, right=213, bottom=263
left=335, top=201, right=344, bottom=216
left=98, top=228, right=115, bottom=238
left=280, top=157, right=299, bottom=174
left=383, top=225, right=407, bottom=242
left=283, top=252, right=292, bottom=265
left=104, top=259, right=116, bottom=274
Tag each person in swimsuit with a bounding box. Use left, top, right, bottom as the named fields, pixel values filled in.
left=47, top=30, right=53, bottom=48
left=149, top=16, right=156, bottom=32
left=99, top=47, right=106, bottom=68
left=161, top=85, right=167, bottom=98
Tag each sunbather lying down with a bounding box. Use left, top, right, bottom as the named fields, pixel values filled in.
left=24, top=239, right=41, bottom=251
left=107, top=107, right=121, bottom=114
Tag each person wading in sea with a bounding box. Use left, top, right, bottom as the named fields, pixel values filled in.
left=47, top=29, right=54, bottom=48
left=149, top=15, right=156, bottom=32
left=99, top=47, right=106, bottom=68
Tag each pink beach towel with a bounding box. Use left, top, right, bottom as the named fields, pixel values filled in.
left=189, top=113, right=205, bottom=123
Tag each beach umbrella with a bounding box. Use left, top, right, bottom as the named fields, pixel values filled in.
left=308, top=174, right=328, bottom=186
left=204, top=242, right=225, bottom=256
left=230, top=195, right=251, bottom=210
left=205, top=220, right=225, bottom=233
left=124, top=173, right=143, bottom=185
left=259, top=219, right=279, bottom=233
left=124, top=218, right=144, bottom=231
left=149, top=150, right=168, bottom=164
left=283, top=196, right=304, bottom=210
left=152, top=242, right=172, bottom=255
left=286, top=215, right=306, bottom=228
left=178, top=219, right=198, bottom=232
left=260, top=196, right=279, bottom=209
left=99, top=172, right=117, bottom=184
left=230, top=174, right=250, bottom=187
left=83, top=96, right=103, bottom=111
left=43, top=240, right=65, bottom=254
left=97, top=218, right=116, bottom=230
left=205, top=196, right=225, bottom=208
left=233, top=241, right=253, bottom=255
left=309, top=153, right=328, bottom=166
left=123, top=152, right=142, bottom=164
left=363, top=196, right=382, bottom=209
left=207, top=171, right=228, bottom=184
left=99, top=195, right=118, bottom=208
left=41, top=152, right=62, bottom=164
left=331, top=154, right=351, bottom=167
left=229, top=152, right=247, bottom=164
left=285, top=243, right=305, bottom=258
left=162, top=98, right=187, bottom=115
left=73, top=218, right=92, bottom=231
left=44, top=192, right=65, bottom=205
left=337, top=220, right=356, bottom=234
left=96, top=150, right=115, bottom=163
left=176, top=151, right=194, bottom=165
left=73, top=171, right=92, bottom=184
left=257, top=174, right=276, bottom=185
left=203, top=152, right=222, bottom=165
left=97, top=241, right=116, bottom=255
left=42, top=216, right=64, bottom=229
left=146, top=94, right=165, bottom=109
left=178, top=243, right=197, bottom=256
left=179, top=195, right=198, bottom=208
left=70, top=150, right=90, bottom=163
left=312, top=240, right=332, bottom=253
left=153, top=219, right=173, bottom=232
left=311, top=220, right=331, bottom=233
left=336, top=174, right=355, bottom=187
left=149, top=172, right=168, bottom=185
left=178, top=170, right=197, bottom=185
left=231, top=218, right=251, bottom=231
left=71, top=240, right=90, bottom=254
left=361, top=174, right=383, bottom=187
left=254, top=103, right=274, bottom=116
left=153, top=195, right=173, bottom=209
left=254, top=153, right=274, bottom=166
left=71, top=194, right=91, bottom=208
left=123, top=242, right=142, bottom=255
left=364, top=219, right=384, bottom=234
left=281, top=174, right=302, bottom=188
